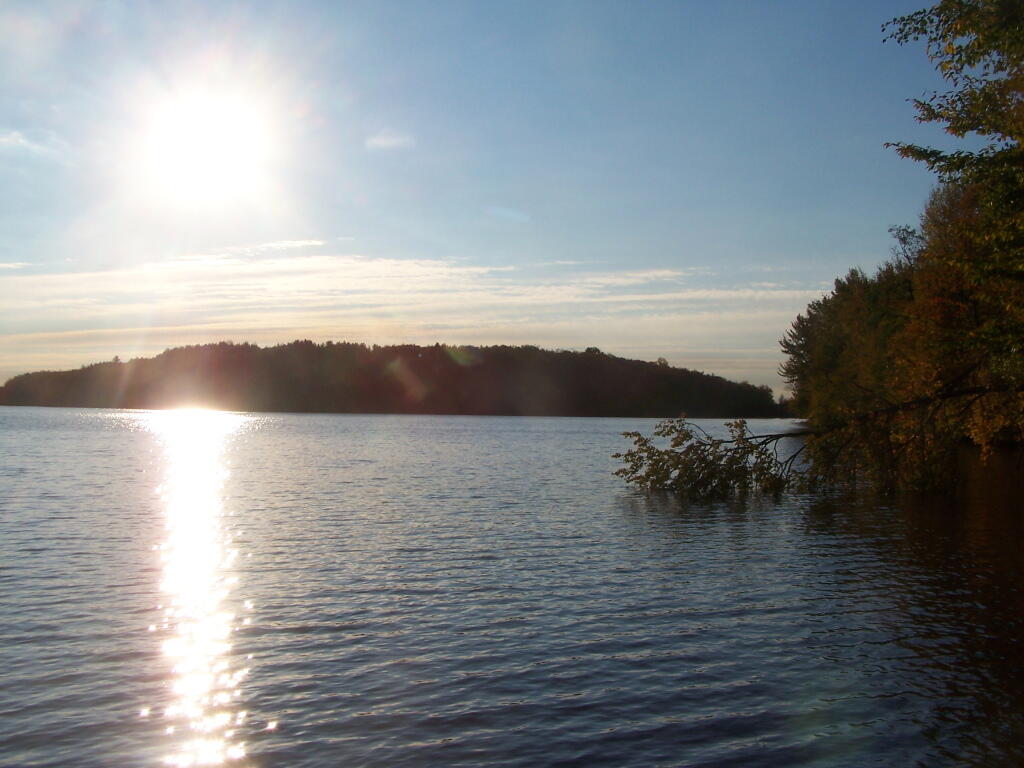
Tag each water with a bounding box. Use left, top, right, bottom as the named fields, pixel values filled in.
left=1, top=407, right=1022, bottom=767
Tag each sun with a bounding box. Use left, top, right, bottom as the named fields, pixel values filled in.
left=131, top=80, right=280, bottom=210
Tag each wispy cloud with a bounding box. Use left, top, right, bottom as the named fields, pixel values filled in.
left=244, top=239, right=324, bottom=251
left=0, top=262, right=29, bottom=270
left=0, top=253, right=824, bottom=330
left=221, top=239, right=326, bottom=256
left=0, top=129, right=60, bottom=156
left=180, top=240, right=326, bottom=261
left=364, top=129, right=416, bottom=150
left=576, top=269, right=685, bottom=288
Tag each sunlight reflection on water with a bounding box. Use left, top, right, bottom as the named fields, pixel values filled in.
left=143, top=409, right=252, bottom=767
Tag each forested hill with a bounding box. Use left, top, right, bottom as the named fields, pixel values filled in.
left=0, top=341, right=782, bottom=417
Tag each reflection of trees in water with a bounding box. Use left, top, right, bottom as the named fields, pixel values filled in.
left=799, top=486, right=1024, bottom=765
left=618, top=487, right=1024, bottom=764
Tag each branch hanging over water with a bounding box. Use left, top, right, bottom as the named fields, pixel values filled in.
left=613, top=418, right=809, bottom=502
left=615, top=382, right=1024, bottom=500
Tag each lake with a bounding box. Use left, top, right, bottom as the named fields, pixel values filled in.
left=1, top=406, right=1022, bottom=767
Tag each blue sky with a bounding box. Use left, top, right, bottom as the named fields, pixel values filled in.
left=0, top=1, right=958, bottom=390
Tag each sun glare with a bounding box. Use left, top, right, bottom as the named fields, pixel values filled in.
left=142, top=408, right=254, bottom=766
left=131, top=80, right=280, bottom=210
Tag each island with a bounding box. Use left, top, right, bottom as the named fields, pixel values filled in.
left=0, top=341, right=784, bottom=418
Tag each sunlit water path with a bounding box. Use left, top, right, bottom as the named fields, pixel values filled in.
left=1, top=407, right=1023, bottom=767
left=144, top=410, right=255, bottom=766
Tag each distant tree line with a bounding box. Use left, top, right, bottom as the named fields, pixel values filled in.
left=618, top=0, right=1024, bottom=498
left=0, top=342, right=783, bottom=418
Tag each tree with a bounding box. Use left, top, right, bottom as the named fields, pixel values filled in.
left=885, top=0, right=1024, bottom=283
left=616, top=2, right=1024, bottom=499
left=884, top=0, right=1023, bottom=175
left=886, top=0, right=1024, bottom=460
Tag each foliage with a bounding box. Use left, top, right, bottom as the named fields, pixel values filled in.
left=884, top=0, right=1023, bottom=172
left=885, top=0, right=1024, bottom=284
left=617, top=1, right=1024, bottom=501
left=614, top=418, right=809, bottom=501
left=619, top=181, right=1024, bottom=499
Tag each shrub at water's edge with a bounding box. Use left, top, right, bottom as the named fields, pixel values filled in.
left=0, top=342, right=783, bottom=418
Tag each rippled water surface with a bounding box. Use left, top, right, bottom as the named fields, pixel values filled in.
left=2, top=407, right=1023, bottom=767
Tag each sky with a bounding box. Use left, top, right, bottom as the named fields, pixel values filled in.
left=0, top=0, right=962, bottom=392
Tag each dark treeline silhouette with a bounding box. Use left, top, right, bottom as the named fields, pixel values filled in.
left=0, top=341, right=783, bottom=417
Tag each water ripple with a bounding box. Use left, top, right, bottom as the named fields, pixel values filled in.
left=2, top=410, right=1023, bottom=766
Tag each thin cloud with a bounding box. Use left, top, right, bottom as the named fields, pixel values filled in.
left=576, top=269, right=685, bottom=287
left=179, top=239, right=326, bottom=261
left=0, top=262, right=29, bottom=269
left=364, top=129, right=417, bottom=150
left=0, top=255, right=820, bottom=323
left=223, top=239, right=326, bottom=256
left=250, top=239, right=325, bottom=251
left=0, top=130, right=54, bottom=155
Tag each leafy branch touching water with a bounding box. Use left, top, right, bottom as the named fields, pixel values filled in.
left=614, top=378, right=1024, bottom=501
left=614, top=419, right=812, bottom=501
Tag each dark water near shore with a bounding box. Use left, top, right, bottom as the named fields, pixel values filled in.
left=1, top=407, right=1023, bottom=767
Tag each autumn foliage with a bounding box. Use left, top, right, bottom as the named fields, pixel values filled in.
left=618, top=1, right=1024, bottom=498
left=780, top=182, right=1024, bottom=491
